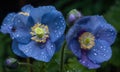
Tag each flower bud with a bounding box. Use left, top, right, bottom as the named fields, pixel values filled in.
left=67, top=9, right=82, bottom=25
left=5, top=58, right=18, bottom=69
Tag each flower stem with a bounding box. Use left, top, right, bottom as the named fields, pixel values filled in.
left=19, top=62, right=32, bottom=66
left=40, top=62, right=46, bottom=72
left=27, top=58, right=32, bottom=72
left=60, top=41, right=66, bottom=72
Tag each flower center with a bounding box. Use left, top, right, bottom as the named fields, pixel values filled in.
left=30, top=23, right=49, bottom=43
left=85, top=38, right=90, bottom=44
left=35, top=27, right=45, bottom=38
left=78, top=32, right=95, bottom=50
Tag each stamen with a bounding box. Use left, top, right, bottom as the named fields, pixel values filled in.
left=78, top=32, right=95, bottom=50
left=30, top=23, right=49, bottom=43
left=19, top=12, right=29, bottom=16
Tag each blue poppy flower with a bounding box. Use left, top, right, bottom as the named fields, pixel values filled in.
left=0, top=5, right=66, bottom=62
left=66, top=15, right=117, bottom=69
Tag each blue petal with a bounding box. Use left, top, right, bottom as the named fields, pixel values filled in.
left=41, top=10, right=66, bottom=42
left=78, top=50, right=100, bottom=69
left=10, top=14, right=34, bottom=44
left=30, top=6, right=55, bottom=23
left=21, top=4, right=33, bottom=13
left=12, top=40, right=27, bottom=57
left=13, top=14, right=34, bottom=29
left=66, top=23, right=82, bottom=44
left=66, top=15, right=109, bottom=44
left=67, top=39, right=81, bottom=58
left=75, top=15, right=107, bottom=34
left=54, top=35, right=65, bottom=52
left=1, top=13, right=16, bottom=34
left=18, top=40, right=55, bottom=62
left=88, top=39, right=112, bottom=64
left=95, top=23, right=117, bottom=45
left=10, top=28, right=31, bottom=44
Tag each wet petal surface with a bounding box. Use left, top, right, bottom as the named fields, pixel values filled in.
left=12, top=40, right=27, bottom=57
left=42, top=10, right=66, bottom=42
left=88, top=39, right=112, bottom=63
left=18, top=40, right=55, bottom=62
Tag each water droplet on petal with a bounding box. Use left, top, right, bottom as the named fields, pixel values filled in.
left=100, top=46, right=103, bottom=49
left=82, top=61, right=85, bottom=64
left=56, top=35, right=59, bottom=37
left=94, top=53, right=97, bottom=56
left=18, top=20, right=20, bottom=23
left=93, top=49, right=96, bottom=51
left=51, top=45, right=53, bottom=48
left=25, top=49, right=29, bottom=53
left=12, top=37, right=14, bottom=39
left=55, top=23, right=57, bottom=25
left=16, top=34, right=19, bottom=37
left=103, top=54, right=106, bottom=57
left=41, top=52, right=44, bottom=55
left=103, top=48, right=106, bottom=51
left=87, top=64, right=90, bottom=67
left=106, top=50, right=108, bottom=52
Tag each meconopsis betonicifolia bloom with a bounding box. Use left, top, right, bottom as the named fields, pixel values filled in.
left=0, top=5, right=66, bottom=62
left=66, top=15, right=117, bottom=69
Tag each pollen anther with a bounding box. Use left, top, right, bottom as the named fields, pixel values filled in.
left=30, top=23, right=49, bottom=43
left=19, top=12, right=29, bottom=16
left=79, top=32, right=95, bottom=50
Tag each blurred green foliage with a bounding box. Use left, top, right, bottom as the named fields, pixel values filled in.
left=0, top=0, right=120, bottom=72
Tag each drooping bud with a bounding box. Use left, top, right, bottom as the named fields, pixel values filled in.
left=67, top=9, right=82, bottom=25
left=5, top=58, right=18, bottom=69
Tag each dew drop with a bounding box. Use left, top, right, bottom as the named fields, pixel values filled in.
left=4, top=24, right=6, bottom=26
left=41, top=52, right=44, bottom=55
left=56, top=34, right=59, bottom=37
left=55, top=23, right=57, bottom=25
left=110, top=29, right=112, bottom=32
left=9, top=26, right=12, bottom=29
left=94, top=53, right=97, bottom=56
left=58, top=32, right=61, bottom=35
left=93, top=49, right=96, bottom=51
left=51, top=45, right=53, bottom=48
left=111, top=32, right=114, bottom=35
left=25, top=49, right=29, bottom=53
left=59, top=16, right=62, bottom=19
left=7, top=19, right=10, bottom=21
left=60, top=27, right=63, bottom=30
left=82, top=61, right=85, bottom=64
left=100, top=46, right=103, bottom=49
left=18, top=20, right=20, bottom=23
left=106, top=50, right=108, bottom=52
left=54, top=30, right=57, bottom=33
left=103, top=48, right=106, bottom=51
left=103, top=54, right=106, bottom=57
left=16, top=34, right=19, bottom=37
left=12, top=36, right=14, bottom=39
left=87, top=64, right=90, bottom=67
left=57, top=26, right=59, bottom=29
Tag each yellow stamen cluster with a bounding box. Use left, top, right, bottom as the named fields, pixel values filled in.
left=30, top=23, right=49, bottom=43
left=79, top=32, right=95, bottom=50
left=19, top=12, right=29, bottom=16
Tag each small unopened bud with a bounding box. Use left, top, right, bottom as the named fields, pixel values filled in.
left=5, top=58, right=18, bottom=69
left=67, top=9, right=82, bottom=25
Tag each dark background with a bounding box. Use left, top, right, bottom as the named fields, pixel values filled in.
left=0, top=0, right=120, bottom=72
